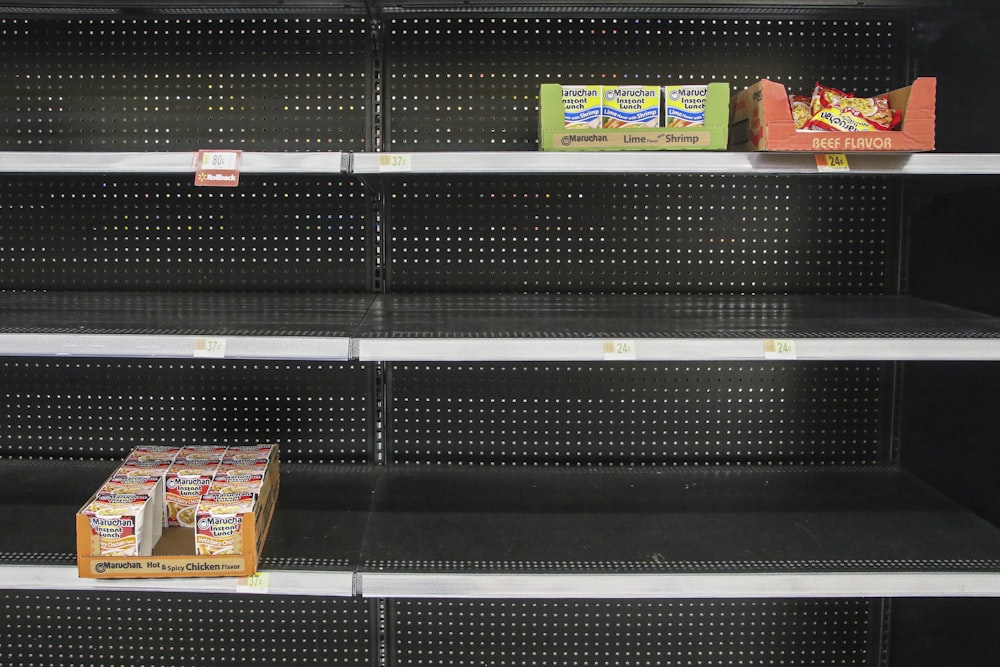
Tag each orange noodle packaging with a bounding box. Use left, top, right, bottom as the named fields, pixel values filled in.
left=805, top=82, right=900, bottom=132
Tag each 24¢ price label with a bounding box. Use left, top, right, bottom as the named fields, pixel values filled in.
left=603, top=339, right=637, bottom=360
left=815, top=153, right=850, bottom=172
left=764, top=338, right=797, bottom=360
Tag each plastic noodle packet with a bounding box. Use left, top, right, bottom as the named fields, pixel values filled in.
left=806, top=82, right=901, bottom=131
left=789, top=94, right=812, bottom=129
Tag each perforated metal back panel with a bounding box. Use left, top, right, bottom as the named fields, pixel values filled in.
left=388, top=362, right=890, bottom=466
left=0, top=358, right=370, bottom=463
left=0, top=175, right=368, bottom=290
left=385, top=175, right=896, bottom=293
left=391, top=599, right=875, bottom=667
left=0, top=17, right=369, bottom=151
left=1, top=591, right=371, bottom=667
left=384, top=16, right=905, bottom=150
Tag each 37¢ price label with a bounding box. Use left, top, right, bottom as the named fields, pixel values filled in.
left=764, top=338, right=797, bottom=359
left=237, top=572, right=270, bottom=594
left=378, top=154, right=412, bottom=172
left=194, top=337, right=227, bottom=358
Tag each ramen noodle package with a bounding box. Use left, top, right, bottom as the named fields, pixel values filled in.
left=602, top=86, right=661, bottom=128
left=664, top=85, right=708, bottom=127
left=195, top=491, right=258, bottom=556
left=561, top=85, right=602, bottom=128
left=803, top=82, right=901, bottom=132
left=165, top=459, right=221, bottom=528
left=789, top=94, right=812, bottom=130
left=177, top=445, right=227, bottom=463
left=80, top=491, right=157, bottom=557
left=101, top=473, right=165, bottom=543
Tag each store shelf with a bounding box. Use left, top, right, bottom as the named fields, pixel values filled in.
left=0, top=292, right=374, bottom=360
left=357, top=294, right=1000, bottom=361
left=4, top=151, right=1000, bottom=176
left=0, top=152, right=349, bottom=174
left=6, top=293, right=1000, bottom=361
left=353, top=152, right=1000, bottom=176
left=5, top=460, right=1000, bottom=599
left=0, top=460, right=373, bottom=597
left=359, top=465, right=1000, bottom=599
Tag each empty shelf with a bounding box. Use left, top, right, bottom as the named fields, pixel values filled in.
left=0, top=292, right=374, bottom=360
left=358, top=294, right=1000, bottom=361
left=359, top=465, right=1000, bottom=598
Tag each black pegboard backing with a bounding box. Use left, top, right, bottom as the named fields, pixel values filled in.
left=385, top=175, right=896, bottom=294
left=384, top=15, right=906, bottom=150
left=0, top=16, right=369, bottom=151
left=0, top=358, right=371, bottom=463
left=391, top=598, right=875, bottom=667
left=1, top=590, right=372, bottom=667
left=0, top=175, right=369, bottom=290
left=387, top=362, right=889, bottom=466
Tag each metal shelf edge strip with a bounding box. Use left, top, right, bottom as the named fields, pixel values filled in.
left=359, top=571, right=1000, bottom=599
left=3, top=151, right=1000, bottom=175
left=0, top=334, right=351, bottom=361
left=0, top=564, right=354, bottom=597
left=357, top=337, right=1000, bottom=362
left=0, top=152, right=348, bottom=174
left=353, top=152, right=1000, bottom=175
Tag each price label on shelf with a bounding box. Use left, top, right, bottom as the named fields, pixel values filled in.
left=194, top=149, right=242, bottom=187
left=763, top=338, right=797, bottom=360
left=815, top=153, right=850, bottom=172
left=236, top=572, right=270, bottom=594
left=194, top=337, right=227, bottom=359
left=603, top=339, right=637, bottom=360
left=378, top=154, right=412, bottom=172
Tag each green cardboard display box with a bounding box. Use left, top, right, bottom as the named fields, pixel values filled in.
left=538, top=82, right=730, bottom=151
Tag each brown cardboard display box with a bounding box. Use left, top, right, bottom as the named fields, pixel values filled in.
left=76, top=444, right=279, bottom=578
left=729, top=78, right=936, bottom=152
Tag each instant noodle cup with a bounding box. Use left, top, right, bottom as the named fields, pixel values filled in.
left=664, top=85, right=708, bottom=128
left=177, top=445, right=227, bottom=463
left=602, top=86, right=661, bottom=128
left=224, top=444, right=276, bottom=461
left=165, top=460, right=220, bottom=527
left=195, top=492, right=257, bottom=556
left=81, top=492, right=155, bottom=557
left=560, top=85, right=602, bottom=128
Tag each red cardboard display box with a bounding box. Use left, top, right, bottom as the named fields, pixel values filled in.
left=729, top=78, right=936, bottom=152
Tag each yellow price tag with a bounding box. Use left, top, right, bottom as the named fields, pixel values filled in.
left=200, top=151, right=239, bottom=170
left=815, top=153, right=850, bottom=171
left=193, top=337, right=227, bottom=358
left=603, top=339, right=637, bottom=360
left=378, top=154, right=412, bottom=172
left=237, top=572, right=270, bottom=593
left=764, top=338, right=797, bottom=359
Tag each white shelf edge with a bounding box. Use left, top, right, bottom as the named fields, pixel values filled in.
left=2, top=334, right=998, bottom=362
left=0, top=564, right=355, bottom=597
left=353, top=151, right=1000, bottom=175
left=10, top=566, right=998, bottom=599
left=0, top=151, right=348, bottom=174
left=0, top=334, right=351, bottom=361
left=357, top=337, right=1000, bottom=362
left=359, top=571, right=1000, bottom=599
left=4, top=151, right=998, bottom=176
